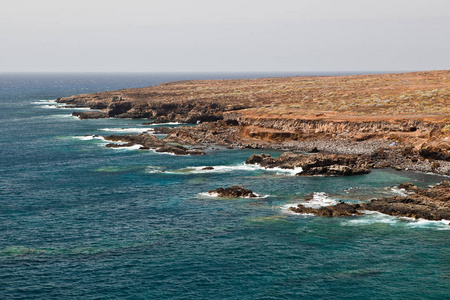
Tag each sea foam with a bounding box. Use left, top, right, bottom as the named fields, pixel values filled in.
left=31, top=99, right=57, bottom=104
left=98, top=128, right=155, bottom=133
left=109, top=144, right=143, bottom=150
left=148, top=122, right=185, bottom=126
left=342, top=211, right=450, bottom=230
left=73, top=135, right=107, bottom=141
left=168, top=163, right=302, bottom=176
left=280, top=192, right=338, bottom=214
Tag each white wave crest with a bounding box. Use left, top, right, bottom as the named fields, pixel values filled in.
left=73, top=135, right=106, bottom=141
left=41, top=104, right=61, bottom=109
left=31, top=99, right=57, bottom=104
left=280, top=192, right=337, bottom=214
left=49, top=114, right=78, bottom=118
left=38, top=102, right=91, bottom=110
left=342, top=211, right=450, bottom=230
left=270, top=166, right=303, bottom=175
left=389, top=186, right=409, bottom=196
left=168, top=163, right=302, bottom=175
left=342, top=211, right=398, bottom=226
left=109, top=144, right=143, bottom=150
left=98, top=128, right=155, bottom=133
left=148, top=149, right=177, bottom=156
left=197, top=191, right=268, bottom=199
left=198, top=192, right=219, bottom=198
left=56, top=106, right=92, bottom=110
left=145, top=166, right=165, bottom=174
left=401, top=217, right=450, bottom=230
left=149, top=122, right=185, bottom=126
left=303, top=192, right=338, bottom=208
left=173, top=164, right=261, bottom=174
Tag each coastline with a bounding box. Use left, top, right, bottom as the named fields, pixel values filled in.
left=57, top=70, right=450, bottom=176
left=53, top=71, right=450, bottom=221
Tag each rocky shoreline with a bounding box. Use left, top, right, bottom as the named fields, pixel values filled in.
left=57, top=71, right=450, bottom=175
left=245, top=152, right=371, bottom=176
left=57, top=71, right=450, bottom=221
left=289, top=182, right=450, bottom=221
left=102, top=133, right=205, bottom=155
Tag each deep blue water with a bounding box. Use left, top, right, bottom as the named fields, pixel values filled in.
left=1, top=73, right=449, bottom=299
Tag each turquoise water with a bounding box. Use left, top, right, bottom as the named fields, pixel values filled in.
left=1, top=73, right=449, bottom=299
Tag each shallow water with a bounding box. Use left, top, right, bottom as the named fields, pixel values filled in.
left=1, top=73, right=449, bottom=299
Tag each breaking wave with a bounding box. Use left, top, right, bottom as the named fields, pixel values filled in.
left=168, top=163, right=302, bottom=175
left=98, top=128, right=155, bottom=133
left=280, top=192, right=338, bottom=214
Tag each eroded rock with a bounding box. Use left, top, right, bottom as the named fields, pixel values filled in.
left=103, top=133, right=205, bottom=155
left=289, top=202, right=363, bottom=217
left=288, top=182, right=450, bottom=221
left=246, top=152, right=371, bottom=176
left=209, top=186, right=257, bottom=198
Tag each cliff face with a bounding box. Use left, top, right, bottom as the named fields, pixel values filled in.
left=63, top=96, right=230, bottom=123
left=223, top=111, right=447, bottom=144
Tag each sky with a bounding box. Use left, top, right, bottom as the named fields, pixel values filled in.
left=1, top=0, right=450, bottom=72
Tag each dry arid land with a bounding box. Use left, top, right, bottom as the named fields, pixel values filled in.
left=58, top=71, right=450, bottom=175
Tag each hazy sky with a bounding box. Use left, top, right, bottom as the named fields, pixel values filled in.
left=1, top=0, right=450, bottom=72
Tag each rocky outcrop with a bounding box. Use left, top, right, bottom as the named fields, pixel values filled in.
left=245, top=152, right=371, bottom=176
left=289, top=181, right=450, bottom=221
left=103, top=133, right=205, bottom=155
left=362, top=181, right=450, bottom=220
left=72, top=111, right=109, bottom=119
left=209, top=186, right=257, bottom=198
left=419, top=144, right=450, bottom=161
left=289, top=202, right=364, bottom=217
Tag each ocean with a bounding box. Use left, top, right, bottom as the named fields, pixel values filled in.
left=0, top=73, right=449, bottom=299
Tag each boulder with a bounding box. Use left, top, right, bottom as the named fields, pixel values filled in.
left=209, top=186, right=257, bottom=198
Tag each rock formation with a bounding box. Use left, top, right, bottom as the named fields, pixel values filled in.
left=245, top=152, right=371, bottom=176
left=289, top=181, right=450, bottom=221
left=209, top=186, right=257, bottom=198
left=289, top=202, right=364, bottom=217
left=362, top=181, right=450, bottom=220
left=103, top=133, right=205, bottom=155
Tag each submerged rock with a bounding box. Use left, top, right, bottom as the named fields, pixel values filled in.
left=209, top=186, right=257, bottom=198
